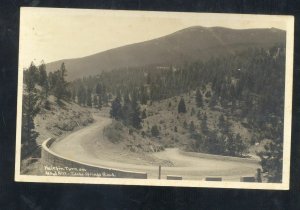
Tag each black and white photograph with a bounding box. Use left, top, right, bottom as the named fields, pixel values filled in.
left=15, top=8, right=294, bottom=189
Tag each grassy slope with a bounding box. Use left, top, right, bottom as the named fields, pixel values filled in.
left=140, top=87, right=258, bottom=155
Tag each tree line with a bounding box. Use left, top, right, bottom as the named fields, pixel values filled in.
left=22, top=62, right=69, bottom=158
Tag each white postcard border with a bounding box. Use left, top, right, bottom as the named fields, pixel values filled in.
left=15, top=8, right=294, bottom=190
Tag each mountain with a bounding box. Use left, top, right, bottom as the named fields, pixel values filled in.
left=46, top=26, right=286, bottom=81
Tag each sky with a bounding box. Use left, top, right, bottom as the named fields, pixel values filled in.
left=19, top=7, right=289, bottom=70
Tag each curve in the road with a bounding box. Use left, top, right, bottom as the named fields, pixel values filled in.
left=49, top=114, right=260, bottom=181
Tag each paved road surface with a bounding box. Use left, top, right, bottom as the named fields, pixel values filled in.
left=51, top=115, right=260, bottom=181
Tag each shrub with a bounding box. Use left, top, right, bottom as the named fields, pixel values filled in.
left=183, top=120, right=188, bottom=129
left=141, top=131, right=146, bottom=138
left=151, top=125, right=160, bottom=137
left=205, top=91, right=212, bottom=98
left=104, top=123, right=122, bottom=143
left=44, top=100, right=51, bottom=110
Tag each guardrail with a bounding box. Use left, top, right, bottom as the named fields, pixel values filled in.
left=41, top=138, right=147, bottom=179
left=179, top=150, right=259, bottom=164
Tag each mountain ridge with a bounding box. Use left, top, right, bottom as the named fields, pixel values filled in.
left=45, top=26, right=286, bottom=80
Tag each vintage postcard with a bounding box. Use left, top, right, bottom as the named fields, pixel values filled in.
left=15, top=7, right=294, bottom=190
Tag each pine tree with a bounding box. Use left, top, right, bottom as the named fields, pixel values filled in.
left=24, top=63, right=38, bottom=92
left=224, top=133, right=247, bottom=157
left=60, top=62, right=67, bottom=79
left=209, top=94, right=218, bottom=108
left=52, top=63, right=69, bottom=102
left=130, top=96, right=142, bottom=129
left=190, top=107, right=196, bottom=116
left=257, top=137, right=283, bottom=183
left=140, top=86, right=148, bottom=105
left=178, top=98, right=187, bottom=113
left=141, top=109, right=147, bottom=119
left=196, top=89, right=203, bottom=107
left=222, top=117, right=231, bottom=134
left=86, top=88, right=92, bottom=107
left=101, top=85, right=108, bottom=105
left=218, top=114, right=225, bottom=129
left=174, top=126, right=178, bottom=132
left=141, top=131, right=146, bottom=138
left=122, top=93, right=132, bottom=125
left=205, top=91, right=211, bottom=98
left=93, top=95, right=98, bottom=108
left=110, top=97, right=122, bottom=120
left=183, top=120, right=188, bottom=129
left=95, top=83, right=104, bottom=108
left=71, top=88, right=76, bottom=102
left=151, top=125, right=159, bottom=137
left=38, top=62, right=49, bottom=99
left=53, top=76, right=64, bottom=102
left=98, top=96, right=102, bottom=110
left=205, top=131, right=219, bottom=154
left=22, top=92, right=40, bottom=159
left=201, top=113, right=209, bottom=134
left=197, top=110, right=202, bottom=120
left=95, top=83, right=102, bottom=96
left=189, top=121, right=196, bottom=132
left=233, top=133, right=247, bottom=157
left=77, top=85, right=86, bottom=106
left=146, top=73, right=151, bottom=84
left=22, top=68, right=40, bottom=158
left=60, top=63, right=68, bottom=95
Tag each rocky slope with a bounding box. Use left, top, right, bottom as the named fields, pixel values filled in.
left=34, top=95, right=94, bottom=145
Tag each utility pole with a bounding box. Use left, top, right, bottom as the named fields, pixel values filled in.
left=158, top=165, right=161, bottom=179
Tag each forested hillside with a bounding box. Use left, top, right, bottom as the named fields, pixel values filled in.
left=66, top=45, right=285, bottom=182
left=69, top=45, right=284, bottom=131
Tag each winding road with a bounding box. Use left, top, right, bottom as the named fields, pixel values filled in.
left=50, top=114, right=260, bottom=181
